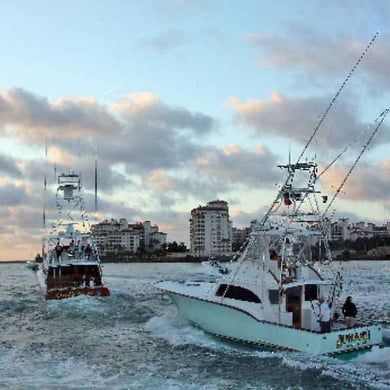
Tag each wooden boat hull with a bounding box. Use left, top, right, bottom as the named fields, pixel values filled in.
left=36, top=268, right=109, bottom=300
left=156, top=282, right=383, bottom=356
left=46, top=286, right=110, bottom=300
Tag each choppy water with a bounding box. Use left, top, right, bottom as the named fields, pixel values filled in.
left=0, top=261, right=389, bottom=389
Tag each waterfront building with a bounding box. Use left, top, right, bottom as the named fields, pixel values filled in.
left=232, top=225, right=252, bottom=251
left=331, top=218, right=350, bottom=241
left=142, top=220, right=167, bottom=251
left=330, top=218, right=390, bottom=241
left=190, top=200, right=232, bottom=257
left=91, top=219, right=166, bottom=255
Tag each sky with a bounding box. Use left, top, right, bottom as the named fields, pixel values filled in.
left=1, top=0, right=390, bottom=261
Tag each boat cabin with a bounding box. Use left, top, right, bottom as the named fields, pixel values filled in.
left=213, top=279, right=333, bottom=332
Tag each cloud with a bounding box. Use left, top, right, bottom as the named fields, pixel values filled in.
left=0, top=151, right=22, bottom=177
left=245, top=29, right=390, bottom=80
left=146, top=169, right=175, bottom=192
left=112, top=92, right=214, bottom=134
left=0, top=88, right=121, bottom=142
left=320, top=159, right=390, bottom=203
left=194, top=144, right=281, bottom=187
left=0, top=88, right=217, bottom=175
left=246, top=31, right=351, bottom=74
left=106, top=92, right=217, bottom=171
left=140, top=144, right=283, bottom=209
left=0, top=181, right=28, bottom=206
left=225, top=93, right=390, bottom=152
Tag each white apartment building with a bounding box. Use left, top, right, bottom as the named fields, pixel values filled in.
left=330, top=218, right=390, bottom=241
left=120, top=229, right=141, bottom=253
left=91, top=219, right=166, bottom=254
left=190, top=200, right=232, bottom=257
left=331, top=218, right=350, bottom=241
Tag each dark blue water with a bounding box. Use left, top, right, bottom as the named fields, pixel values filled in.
left=0, top=261, right=389, bottom=389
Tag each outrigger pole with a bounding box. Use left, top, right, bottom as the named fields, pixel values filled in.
left=296, top=31, right=379, bottom=165
left=94, top=151, right=98, bottom=217
left=259, top=32, right=380, bottom=228
left=42, top=138, right=48, bottom=259
left=322, top=107, right=390, bottom=218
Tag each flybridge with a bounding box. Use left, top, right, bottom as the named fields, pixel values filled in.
left=58, top=173, right=81, bottom=201
left=277, top=161, right=317, bottom=171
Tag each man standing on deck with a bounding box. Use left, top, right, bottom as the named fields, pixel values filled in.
left=319, top=296, right=331, bottom=333
left=55, top=241, right=63, bottom=262
left=342, top=296, right=357, bottom=328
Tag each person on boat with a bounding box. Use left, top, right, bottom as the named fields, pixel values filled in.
left=55, top=241, right=63, bottom=262
left=76, top=240, right=83, bottom=259
left=319, top=296, right=331, bottom=333
left=68, top=239, right=75, bottom=256
left=342, top=296, right=357, bottom=328
left=84, top=244, right=93, bottom=260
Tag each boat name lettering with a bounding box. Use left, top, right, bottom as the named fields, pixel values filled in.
left=336, top=330, right=371, bottom=348
left=51, top=290, right=95, bottom=299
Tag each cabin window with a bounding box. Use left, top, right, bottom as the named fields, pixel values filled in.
left=268, top=289, right=279, bottom=304
left=215, top=284, right=261, bottom=303
left=59, top=265, right=72, bottom=275
left=304, top=284, right=318, bottom=301
left=286, top=286, right=300, bottom=304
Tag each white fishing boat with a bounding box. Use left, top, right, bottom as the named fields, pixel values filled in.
left=156, top=35, right=386, bottom=356
left=31, top=170, right=109, bottom=300
left=156, top=156, right=385, bottom=356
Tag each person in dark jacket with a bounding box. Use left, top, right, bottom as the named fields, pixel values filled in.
left=342, top=296, right=357, bottom=328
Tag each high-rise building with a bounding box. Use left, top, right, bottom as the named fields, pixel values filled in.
left=190, top=200, right=232, bottom=257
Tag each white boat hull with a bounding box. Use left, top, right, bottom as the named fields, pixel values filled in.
left=157, top=282, right=382, bottom=356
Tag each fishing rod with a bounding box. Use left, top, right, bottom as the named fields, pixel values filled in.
left=42, top=138, right=48, bottom=260
left=322, top=107, right=390, bottom=218
left=317, top=127, right=366, bottom=178
left=259, top=32, right=379, bottom=227
left=95, top=152, right=98, bottom=218
left=296, top=31, right=379, bottom=164
left=318, top=105, right=388, bottom=179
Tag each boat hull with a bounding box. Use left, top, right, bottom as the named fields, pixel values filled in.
left=158, top=284, right=382, bottom=356
left=35, top=269, right=110, bottom=300
left=46, top=286, right=110, bottom=300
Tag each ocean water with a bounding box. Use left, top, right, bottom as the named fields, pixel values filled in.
left=0, top=261, right=389, bottom=390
